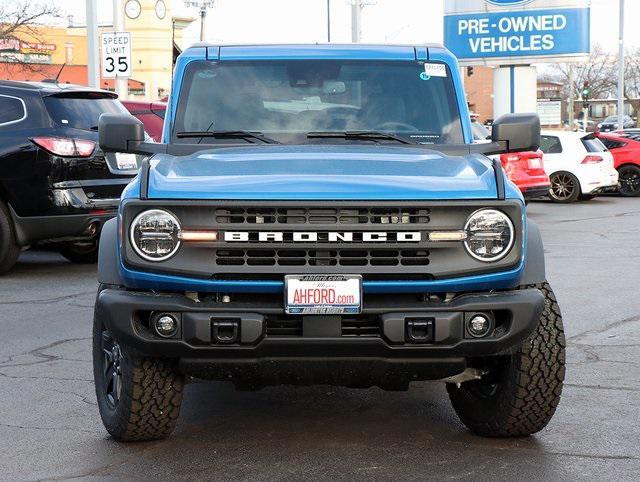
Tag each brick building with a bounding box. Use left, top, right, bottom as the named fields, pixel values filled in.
left=463, top=65, right=494, bottom=123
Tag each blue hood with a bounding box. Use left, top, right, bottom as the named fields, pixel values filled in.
left=146, top=145, right=498, bottom=200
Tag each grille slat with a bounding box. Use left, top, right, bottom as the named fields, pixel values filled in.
left=216, top=207, right=430, bottom=225
left=215, top=249, right=429, bottom=267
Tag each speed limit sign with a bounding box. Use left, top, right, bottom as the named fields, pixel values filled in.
left=101, top=32, right=132, bottom=78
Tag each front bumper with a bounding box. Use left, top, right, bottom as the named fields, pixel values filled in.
left=96, top=287, right=544, bottom=386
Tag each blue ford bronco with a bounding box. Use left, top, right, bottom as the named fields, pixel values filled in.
left=94, top=44, right=565, bottom=441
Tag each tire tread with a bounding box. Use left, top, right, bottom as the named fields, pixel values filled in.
left=447, top=282, right=566, bottom=437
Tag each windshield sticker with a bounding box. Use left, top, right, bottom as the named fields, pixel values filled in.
left=196, top=70, right=217, bottom=79
left=419, top=72, right=430, bottom=81
left=424, top=63, right=447, bottom=78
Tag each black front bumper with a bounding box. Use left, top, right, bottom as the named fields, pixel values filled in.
left=96, top=287, right=544, bottom=387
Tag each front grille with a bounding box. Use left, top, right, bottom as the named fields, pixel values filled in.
left=215, top=207, right=430, bottom=225
left=215, top=249, right=429, bottom=267
left=123, top=200, right=523, bottom=280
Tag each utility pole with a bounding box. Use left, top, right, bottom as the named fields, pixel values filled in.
left=348, top=0, right=375, bottom=43
left=568, top=63, right=575, bottom=130
left=351, top=1, right=361, bottom=43
left=617, top=0, right=625, bottom=130
left=86, top=0, right=99, bottom=88
left=327, top=0, right=331, bottom=43
left=113, top=0, right=127, bottom=100
left=185, top=1, right=215, bottom=42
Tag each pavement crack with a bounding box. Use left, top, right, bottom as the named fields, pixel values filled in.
left=0, top=422, right=95, bottom=434
left=564, top=383, right=639, bottom=392
left=568, top=314, right=640, bottom=342
left=0, top=290, right=95, bottom=306
left=0, top=371, right=93, bottom=382
left=0, top=337, right=91, bottom=369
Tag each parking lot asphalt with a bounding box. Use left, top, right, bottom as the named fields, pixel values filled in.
left=1, top=197, right=639, bottom=481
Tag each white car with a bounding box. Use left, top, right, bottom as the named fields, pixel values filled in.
left=539, top=131, right=619, bottom=202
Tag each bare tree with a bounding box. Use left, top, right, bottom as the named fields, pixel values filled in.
left=548, top=45, right=617, bottom=101
left=0, top=2, right=60, bottom=74
left=623, top=47, right=640, bottom=125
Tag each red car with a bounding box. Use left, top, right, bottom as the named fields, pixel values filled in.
left=595, top=132, right=640, bottom=196
left=121, top=100, right=167, bottom=142
left=499, top=150, right=550, bottom=200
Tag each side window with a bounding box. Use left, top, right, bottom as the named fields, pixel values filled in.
left=601, top=138, right=624, bottom=150
left=540, top=135, right=562, bottom=154
left=0, top=94, right=26, bottom=125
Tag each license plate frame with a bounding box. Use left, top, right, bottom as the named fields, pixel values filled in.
left=284, top=274, right=362, bottom=315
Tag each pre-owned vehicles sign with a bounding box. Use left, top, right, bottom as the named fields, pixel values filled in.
left=101, top=32, right=131, bottom=79
left=444, top=0, right=590, bottom=64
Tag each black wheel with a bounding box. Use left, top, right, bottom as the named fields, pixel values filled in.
left=447, top=282, right=566, bottom=437
left=549, top=172, right=581, bottom=203
left=58, top=240, right=99, bottom=264
left=618, top=164, right=640, bottom=197
left=0, top=201, right=20, bottom=275
left=93, top=294, right=184, bottom=441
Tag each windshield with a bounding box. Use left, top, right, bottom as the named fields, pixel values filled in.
left=44, top=94, right=128, bottom=130
left=174, top=60, right=464, bottom=144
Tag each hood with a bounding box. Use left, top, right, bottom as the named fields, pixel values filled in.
left=146, top=145, right=498, bottom=200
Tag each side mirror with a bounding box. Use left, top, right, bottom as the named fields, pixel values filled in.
left=98, top=113, right=145, bottom=153
left=491, top=113, right=540, bottom=153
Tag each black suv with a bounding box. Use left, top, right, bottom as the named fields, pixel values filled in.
left=0, top=81, right=138, bottom=273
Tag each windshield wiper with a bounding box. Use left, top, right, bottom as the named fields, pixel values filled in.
left=307, top=131, right=414, bottom=145
left=176, top=130, right=280, bottom=144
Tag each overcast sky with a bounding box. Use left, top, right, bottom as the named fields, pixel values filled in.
left=9, top=0, right=639, bottom=54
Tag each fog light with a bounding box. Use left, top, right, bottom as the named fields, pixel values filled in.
left=467, top=314, right=491, bottom=338
left=154, top=314, right=177, bottom=338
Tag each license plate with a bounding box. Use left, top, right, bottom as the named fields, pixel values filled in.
left=115, top=152, right=138, bottom=170
left=285, top=275, right=362, bottom=315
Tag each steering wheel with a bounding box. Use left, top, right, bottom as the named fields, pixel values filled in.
left=374, top=121, right=419, bottom=132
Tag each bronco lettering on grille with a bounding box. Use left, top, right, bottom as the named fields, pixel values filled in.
left=223, top=231, right=422, bottom=242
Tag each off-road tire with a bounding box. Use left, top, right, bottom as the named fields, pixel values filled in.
left=93, top=299, right=184, bottom=441
left=447, top=282, right=565, bottom=437
left=59, top=240, right=99, bottom=264
left=0, top=201, right=20, bottom=275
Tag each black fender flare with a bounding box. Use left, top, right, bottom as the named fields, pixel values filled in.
left=520, top=218, right=546, bottom=285
left=97, top=218, right=123, bottom=286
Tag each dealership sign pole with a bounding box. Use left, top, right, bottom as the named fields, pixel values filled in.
left=444, top=0, right=591, bottom=122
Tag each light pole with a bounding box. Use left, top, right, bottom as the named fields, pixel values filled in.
left=346, top=0, right=376, bottom=43
left=617, top=0, right=625, bottom=130
left=184, top=1, right=216, bottom=42
left=113, top=0, right=127, bottom=99
left=326, top=0, right=331, bottom=43
left=86, top=0, right=99, bottom=87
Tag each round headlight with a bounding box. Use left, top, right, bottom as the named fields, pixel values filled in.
left=464, top=209, right=514, bottom=262
left=130, top=209, right=181, bottom=261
